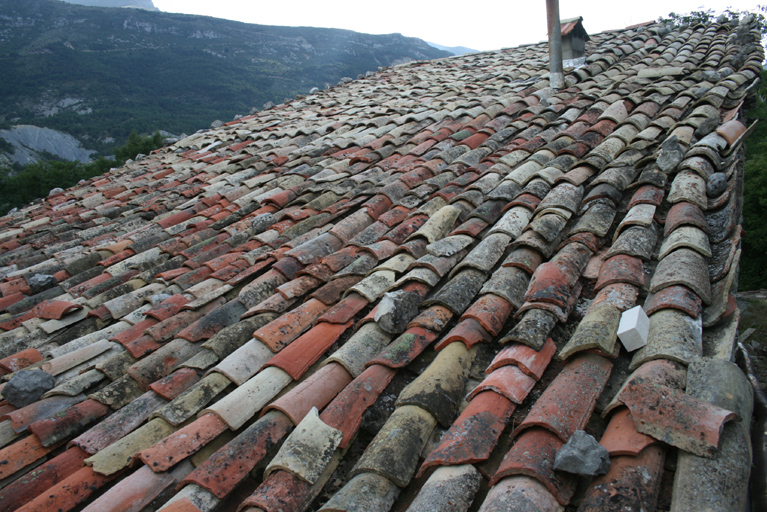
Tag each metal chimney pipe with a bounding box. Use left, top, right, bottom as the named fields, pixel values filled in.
left=546, top=0, right=564, bottom=89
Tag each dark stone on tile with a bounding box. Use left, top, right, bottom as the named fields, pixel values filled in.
left=657, top=136, right=685, bottom=173
left=375, top=290, right=421, bottom=334
left=1, top=369, right=56, bottom=408
left=553, top=430, right=610, bottom=476
left=26, top=274, right=58, bottom=294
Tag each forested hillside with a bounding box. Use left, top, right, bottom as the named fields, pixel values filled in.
left=0, top=0, right=449, bottom=154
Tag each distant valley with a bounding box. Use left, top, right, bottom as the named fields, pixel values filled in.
left=0, top=0, right=450, bottom=164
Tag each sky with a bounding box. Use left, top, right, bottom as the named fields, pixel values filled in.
left=151, top=0, right=763, bottom=51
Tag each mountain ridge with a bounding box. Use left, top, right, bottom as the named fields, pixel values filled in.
left=58, top=0, right=158, bottom=10
left=0, top=0, right=451, bottom=161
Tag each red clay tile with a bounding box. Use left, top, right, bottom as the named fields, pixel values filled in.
left=0, top=292, right=25, bottom=311
left=29, top=399, right=109, bottom=448
left=0, top=347, right=43, bottom=372
left=406, top=305, right=454, bottom=332
left=525, top=262, right=573, bottom=308
left=144, top=297, right=225, bottom=343
left=87, top=305, right=112, bottom=322
left=599, top=407, right=658, bottom=456
left=298, top=263, right=334, bottom=282
left=419, top=390, right=513, bottom=476
left=276, top=275, right=322, bottom=300
left=364, top=194, right=393, bottom=220
left=492, top=427, right=576, bottom=505
left=139, top=413, right=227, bottom=472
left=462, top=294, right=512, bottom=336
left=579, top=445, right=665, bottom=512
left=253, top=298, right=329, bottom=352
left=157, top=210, right=195, bottom=229
left=35, top=300, right=83, bottom=320
left=156, top=267, right=190, bottom=282
left=382, top=215, right=429, bottom=245
left=469, top=365, right=537, bottom=403
left=0, top=447, right=87, bottom=512
left=450, top=217, right=488, bottom=237
left=110, top=318, right=159, bottom=346
left=644, top=285, right=702, bottom=318
left=238, top=469, right=313, bottom=512
left=595, top=254, right=645, bottom=291
left=264, top=321, right=352, bottom=380
left=311, top=276, right=363, bottom=305
left=590, top=283, right=639, bottom=312
left=159, top=497, right=203, bottom=512
left=317, top=293, right=369, bottom=324
left=149, top=368, right=201, bottom=400
left=227, top=257, right=276, bottom=286
left=505, top=193, right=541, bottom=212
left=320, top=364, right=396, bottom=449
left=0, top=310, right=37, bottom=331
left=181, top=411, right=293, bottom=498
left=0, top=434, right=59, bottom=480
left=514, top=354, right=612, bottom=442
left=3, top=395, right=84, bottom=433
left=487, top=338, right=557, bottom=379
left=173, top=266, right=214, bottom=290
left=321, top=247, right=360, bottom=272
left=503, top=247, right=543, bottom=274
left=13, top=465, right=122, bottom=512
left=97, top=249, right=135, bottom=268
left=629, top=185, right=665, bottom=208
left=617, top=378, right=738, bottom=457
left=566, top=231, right=602, bottom=252
left=436, top=318, right=492, bottom=351
left=83, top=463, right=188, bottom=512
left=266, top=362, right=352, bottom=424
left=240, top=293, right=298, bottom=320
left=368, top=327, right=438, bottom=369
left=377, top=206, right=411, bottom=227
left=664, top=201, right=709, bottom=237
left=123, top=334, right=162, bottom=358
left=53, top=270, right=72, bottom=283
left=356, top=303, right=379, bottom=329
left=0, top=277, right=31, bottom=297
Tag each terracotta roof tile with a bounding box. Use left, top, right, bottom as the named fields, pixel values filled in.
left=0, top=17, right=759, bottom=511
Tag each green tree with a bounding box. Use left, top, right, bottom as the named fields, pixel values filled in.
left=0, top=131, right=163, bottom=214
left=741, top=69, right=767, bottom=290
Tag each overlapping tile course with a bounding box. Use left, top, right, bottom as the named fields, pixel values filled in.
left=0, top=15, right=761, bottom=512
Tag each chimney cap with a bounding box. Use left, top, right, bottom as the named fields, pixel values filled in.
left=561, top=16, right=590, bottom=40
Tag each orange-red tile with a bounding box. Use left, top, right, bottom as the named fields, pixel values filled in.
left=0, top=434, right=59, bottom=480
left=264, top=321, right=352, bottom=380
left=14, top=465, right=122, bottom=512
left=266, top=361, right=353, bottom=424
left=320, top=364, right=396, bottom=448
left=0, top=348, right=43, bottom=373
left=436, top=318, right=492, bottom=350
left=487, top=338, right=557, bottom=380
left=0, top=447, right=87, bottom=512
left=149, top=368, right=201, bottom=400
left=492, top=427, right=576, bottom=505
left=139, top=413, right=227, bottom=472
left=253, top=298, right=329, bottom=352
left=419, top=390, right=513, bottom=476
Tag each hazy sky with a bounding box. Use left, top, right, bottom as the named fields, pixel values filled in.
left=152, top=1, right=762, bottom=51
